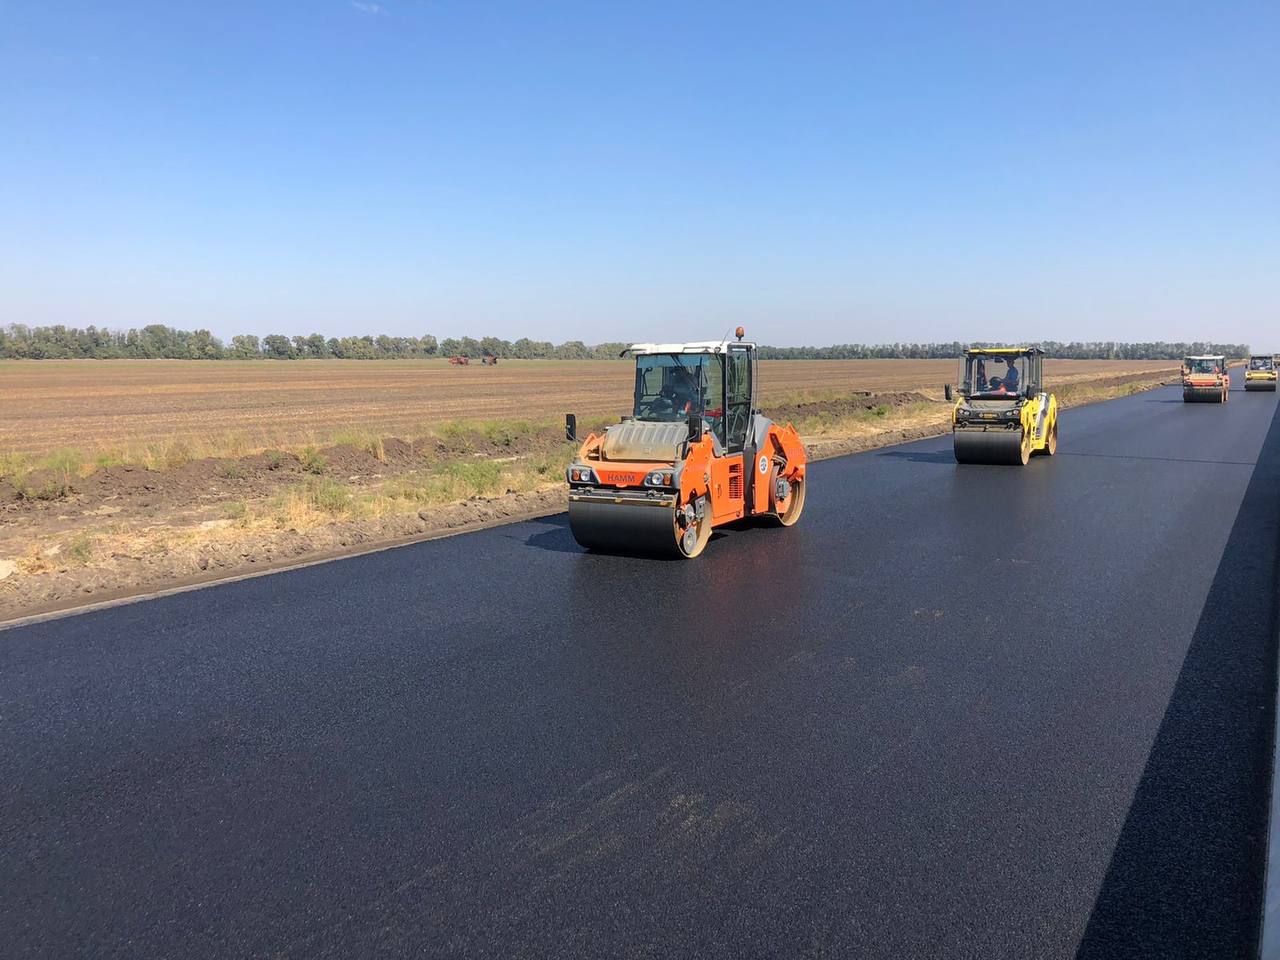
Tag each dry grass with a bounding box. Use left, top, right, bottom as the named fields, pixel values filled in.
left=175, top=448, right=578, bottom=536
left=796, top=401, right=952, bottom=441
left=53, top=369, right=1163, bottom=545
left=2, top=448, right=87, bottom=500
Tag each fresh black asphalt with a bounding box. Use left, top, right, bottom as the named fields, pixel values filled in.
left=3, top=371, right=1279, bottom=959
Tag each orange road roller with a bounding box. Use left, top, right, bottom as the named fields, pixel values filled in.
left=564, top=328, right=808, bottom=558
left=1182, top=355, right=1229, bottom=402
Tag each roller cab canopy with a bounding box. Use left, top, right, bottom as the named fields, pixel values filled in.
left=623, top=339, right=756, bottom=355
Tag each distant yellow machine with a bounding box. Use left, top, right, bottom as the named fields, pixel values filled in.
left=946, top=347, right=1058, bottom=465
left=1244, top=354, right=1277, bottom=392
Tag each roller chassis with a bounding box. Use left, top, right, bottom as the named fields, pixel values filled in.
left=949, top=347, right=1058, bottom=466
left=564, top=334, right=808, bottom=558
left=1181, top=355, right=1230, bottom=403
left=1244, top=355, right=1277, bottom=392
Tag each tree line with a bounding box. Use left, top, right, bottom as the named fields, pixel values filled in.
left=0, top=324, right=1251, bottom=362
left=0, top=324, right=630, bottom=361
left=755, top=341, right=1252, bottom=360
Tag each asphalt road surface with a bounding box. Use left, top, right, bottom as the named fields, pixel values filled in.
left=4, top=371, right=1279, bottom=959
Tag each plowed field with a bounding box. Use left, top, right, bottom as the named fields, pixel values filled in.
left=0, top=358, right=1178, bottom=456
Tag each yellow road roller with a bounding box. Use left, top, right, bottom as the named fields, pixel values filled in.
left=1182, top=355, right=1230, bottom=402
left=947, top=347, right=1058, bottom=465
left=563, top=329, right=807, bottom=558
left=1245, top=354, right=1277, bottom=392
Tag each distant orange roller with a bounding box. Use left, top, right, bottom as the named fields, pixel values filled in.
left=1182, top=355, right=1229, bottom=403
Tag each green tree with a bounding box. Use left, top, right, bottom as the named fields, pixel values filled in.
left=231, top=334, right=261, bottom=359
left=262, top=335, right=294, bottom=359
left=188, top=329, right=224, bottom=359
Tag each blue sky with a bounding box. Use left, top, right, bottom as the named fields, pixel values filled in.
left=2, top=1, right=1276, bottom=347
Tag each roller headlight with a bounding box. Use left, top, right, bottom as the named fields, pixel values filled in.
left=568, top=465, right=597, bottom=484
left=646, top=471, right=674, bottom=486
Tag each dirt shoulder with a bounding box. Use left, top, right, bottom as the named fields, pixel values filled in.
left=0, top=367, right=1177, bottom=625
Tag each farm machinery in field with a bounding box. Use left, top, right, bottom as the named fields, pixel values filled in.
left=1181, top=355, right=1229, bottom=402
left=1245, top=355, right=1277, bottom=392
left=946, top=347, right=1058, bottom=465
left=563, top=328, right=808, bottom=558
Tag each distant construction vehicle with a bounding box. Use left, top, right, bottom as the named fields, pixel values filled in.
left=946, top=347, right=1058, bottom=465
left=1182, top=355, right=1229, bottom=402
left=563, top=328, right=807, bottom=558
left=448, top=355, right=470, bottom=366
left=1244, top=354, right=1277, bottom=392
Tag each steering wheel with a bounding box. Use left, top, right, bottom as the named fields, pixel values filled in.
left=647, top=385, right=678, bottom=414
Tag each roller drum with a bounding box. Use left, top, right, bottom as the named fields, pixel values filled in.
left=1244, top=381, right=1276, bottom=392
left=953, top=428, right=1026, bottom=465
left=568, top=496, right=682, bottom=557
left=1183, top=385, right=1225, bottom=402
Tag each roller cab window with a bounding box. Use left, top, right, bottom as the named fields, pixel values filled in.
left=634, top=354, right=708, bottom=422
left=633, top=354, right=727, bottom=442
left=634, top=355, right=727, bottom=430
left=1249, top=357, right=1274, bottom=371
left=962, top=353, right=1029, bottom=398
left=1186, top=358, right=1221, bottom=375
